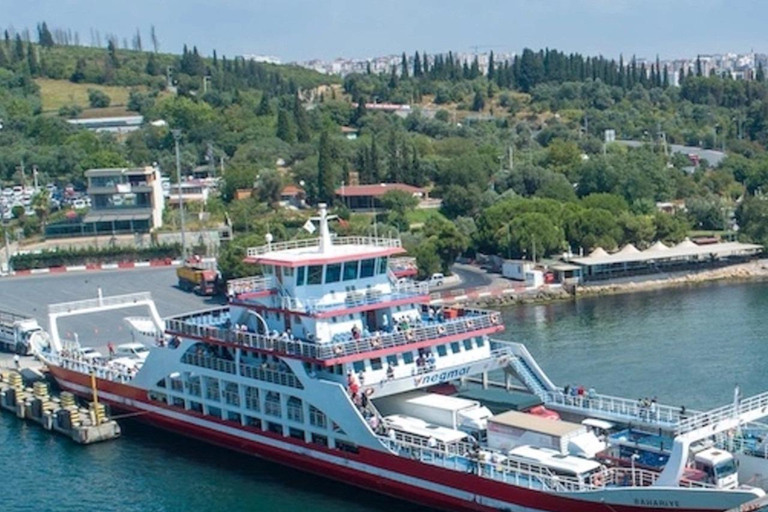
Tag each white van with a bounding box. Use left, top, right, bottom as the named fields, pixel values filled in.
left=115, top=342, right=150, bottom=361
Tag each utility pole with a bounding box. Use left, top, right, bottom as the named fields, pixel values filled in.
left=1, top=202, right=10, bottom=273
left=508, top=145, right=514, bottom=171
left=172, top=129, right=187, bottom=258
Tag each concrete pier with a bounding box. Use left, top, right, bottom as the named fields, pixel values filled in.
left=0, top=356, right=121, bottom=445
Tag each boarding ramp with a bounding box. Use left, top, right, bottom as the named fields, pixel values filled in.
left=47, top=290, right=163, bottom=352
left=503, top=342, right=559, bottom=397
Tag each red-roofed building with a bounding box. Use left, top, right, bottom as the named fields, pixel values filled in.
left=335, top=183, right=427, bottom=210
left=279, top=185, right=306, bottom=209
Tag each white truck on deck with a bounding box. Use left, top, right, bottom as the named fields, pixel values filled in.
left=0, top=310, right=47, bottom=355
left=487, top=410, right=605, bottom=458
left=374, top=392, right=493, bottom=438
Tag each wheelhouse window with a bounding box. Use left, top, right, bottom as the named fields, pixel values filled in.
left=359, top=258, right=376, bottom=278
left=296, top=266, right=306, bottom=286
left=343, top=260, right=359, bottom=281
left=377, top=257, right=388, bottom=274
left=307, top=265, right=323, bottom=285
left=325, top=263, right=342, bottom=283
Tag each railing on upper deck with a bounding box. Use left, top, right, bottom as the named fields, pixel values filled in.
left=227, top=275, right=275, bottom=297
left=278, top=281, right=430, bottom=314
left=165, top=307, right=501, bottom=362
left=180, top=352, right=304, bottom=389
left=675, top=390, right=768, bottom=437
left=46, top=352, right=136, bottom=383
left=544, top=391, right=694, bottom=429
left=246, top=236, right=401, bottom=257
left=324, top=308, right=501, bottom=359
left=49, top=291, right=153, bottom=315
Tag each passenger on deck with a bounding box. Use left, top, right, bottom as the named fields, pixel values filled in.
left=381, top=314, right=390, bottom=333
left=386, top=364, right=395, bottom=380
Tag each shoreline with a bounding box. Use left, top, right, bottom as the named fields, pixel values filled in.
left=465, top=260, right=768, bottom=308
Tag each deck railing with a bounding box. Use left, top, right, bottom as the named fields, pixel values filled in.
left=227, top=276, right=275, bottom=297
left=181, top=352, right=237, bottom=374
left=166, top=307, right=501, bottom=362
left=45, top=352, right=136, bottom=383
left=178, top=350, right=303, bottom=389
left=239, top=363, right=304, bottom=389
left=544, top=391, right=691, bottom=428
left=380, top=434, right=588, bottom=493
left=49, top=292, right=153, bottom=315
left=246, top=236, right=401, bottom=257
left=676, top=390, right=768, bottom=437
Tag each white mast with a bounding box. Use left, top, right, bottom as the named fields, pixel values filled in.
left=318, top=203, right=331, bottom=253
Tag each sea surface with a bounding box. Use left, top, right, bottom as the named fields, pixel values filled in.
left=2, top=280, right=767, bottom=511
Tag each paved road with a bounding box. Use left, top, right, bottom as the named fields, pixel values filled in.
left=617, top=140, right=726, bottom=166
left=0, top=268, right=221, bottom=351
left=443, top=263, right=494, bottom=292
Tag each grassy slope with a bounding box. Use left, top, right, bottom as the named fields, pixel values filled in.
left=36, top=78, right=140, bottom=113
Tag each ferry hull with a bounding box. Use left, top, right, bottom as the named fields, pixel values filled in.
left=47, top=365, right=755, bottom=512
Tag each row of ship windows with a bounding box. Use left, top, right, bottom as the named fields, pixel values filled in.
left=264, top=258, right=389, bottom=286
left=148, top=389, right=359, bottom=454
left=352, top=337, right=486, bottom=372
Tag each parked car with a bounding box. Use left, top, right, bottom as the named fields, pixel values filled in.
left=428, top=273, right=445, bottom=287
left=115, top=343, right=150, bottom=361
left=77, top=347, right=104, bottom=361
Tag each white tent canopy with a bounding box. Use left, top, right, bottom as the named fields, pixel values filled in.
left=570, top=241, right=762, bottom=267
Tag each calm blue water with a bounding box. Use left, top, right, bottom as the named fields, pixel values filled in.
left=2, top=280, right=767, bottom=511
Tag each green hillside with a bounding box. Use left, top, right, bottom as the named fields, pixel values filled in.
left=2, top=25, right=768, bottom=279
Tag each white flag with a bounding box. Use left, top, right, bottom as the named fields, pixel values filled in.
left=303, top=219, right=316, bottom=234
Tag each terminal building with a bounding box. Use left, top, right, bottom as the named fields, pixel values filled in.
left=564, top=239, right=762, bottom=283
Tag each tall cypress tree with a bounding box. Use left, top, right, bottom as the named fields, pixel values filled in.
left=70, top=57, right=86, bottom=82
left=293, top=93, right=310, bottom=143
left=256, top=93, right=272, bottom=116
left=13, top=34, right=24, bottom=62
left=276, top=108, right=296, bottom=143
left=413, top=51, right=422, bottom=77
left=757, top=62, right=765, bottom=82
left=487, top=51, right=495, bottom=80
left=27, top=45, right=39, bottom=75
left=38, top=22, right=54, bottom=48
left=400, top=52, right=408, bottom=79
left=317, top=130, right=335, bottom=203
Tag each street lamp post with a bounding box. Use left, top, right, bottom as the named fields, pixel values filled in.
left=172, top=129, right=187, bottom=258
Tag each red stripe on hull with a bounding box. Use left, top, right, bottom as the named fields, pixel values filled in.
left=47, top=366, right=715, bottom=512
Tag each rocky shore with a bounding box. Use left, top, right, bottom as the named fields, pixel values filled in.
left=574, top=261, right=768, bottom=298
left=465, top=260, right=768, bottom=308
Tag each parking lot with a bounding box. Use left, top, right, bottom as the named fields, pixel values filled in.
left=0, top=267, right=222, bottom=351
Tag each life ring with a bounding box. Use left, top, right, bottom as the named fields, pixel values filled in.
left=334, top=345, right=344, bottom=355
left=466, top=320, right=475, bottom=329
left=366, top=387, right=375, bottom=396
left=372, top=335, right=382, bottom=348
left=406, top=330, right=415, bottom=342
left=491, top=314, right=500, bottom=325
left=591, top=473, right=604, bottom=487
left=437, top=325, right=447, bottom=335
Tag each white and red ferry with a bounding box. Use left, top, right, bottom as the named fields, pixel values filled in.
left=38, top=204, right=768, bottom=512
